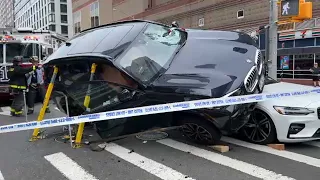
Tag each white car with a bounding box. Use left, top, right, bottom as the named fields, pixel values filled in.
left=240, top=76, right=320, bottom=144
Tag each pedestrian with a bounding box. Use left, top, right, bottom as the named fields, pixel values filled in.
left=26, top=56, right=51, bottom=115
left=7, top=56, right=37, bottom=117
left=310, top=63, right=320, bottom=87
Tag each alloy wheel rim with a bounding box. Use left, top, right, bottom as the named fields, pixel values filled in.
left=243, top=111, right=272, bottom=143
left=181, top=123, right=213, bottom=142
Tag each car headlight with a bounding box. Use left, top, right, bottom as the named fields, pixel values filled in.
left=273, top=106, right=314, bottom=115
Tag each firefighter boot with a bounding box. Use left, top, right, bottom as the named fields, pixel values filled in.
left=27, top=108, right=34, bottom=115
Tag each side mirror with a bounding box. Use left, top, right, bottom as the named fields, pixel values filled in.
left=118, top=89, right=133, bottom=102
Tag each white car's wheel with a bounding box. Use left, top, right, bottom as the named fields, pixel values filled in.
left=240, top=109, right=277, bottom=144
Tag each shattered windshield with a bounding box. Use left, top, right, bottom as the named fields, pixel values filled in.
left=117, top=23, right=187, bottom=83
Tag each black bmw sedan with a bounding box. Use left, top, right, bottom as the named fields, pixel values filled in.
left=43, top=20, right=266, bottom=145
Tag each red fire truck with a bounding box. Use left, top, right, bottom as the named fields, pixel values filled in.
left=0, top=27, right=67, bottom=101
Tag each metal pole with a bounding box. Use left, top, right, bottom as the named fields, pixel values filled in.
left=63, top=93, right=73, bottom=148
left=268, top=0, right=278, bottom=80
left=265, top=26, right=270, bottom=74
left=23, top=90, right=30, bottom=136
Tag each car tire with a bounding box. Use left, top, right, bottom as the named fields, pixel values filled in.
left=177, top=115, right=222, bottom=145
left=240, top=109, right=277, bottom=145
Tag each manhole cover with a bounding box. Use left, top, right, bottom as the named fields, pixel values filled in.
left=136, top=131, right=168, bottom=141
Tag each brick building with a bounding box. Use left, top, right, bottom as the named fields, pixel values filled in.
left=72, top=0, right=320, bottom=85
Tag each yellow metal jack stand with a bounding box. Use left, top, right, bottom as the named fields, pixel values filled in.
left=73, top=63, right=97, bottom=148
left=29, top=66, right=59, bottom=142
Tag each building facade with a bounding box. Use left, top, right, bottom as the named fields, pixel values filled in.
left=0, top=0, right=15, bottom=28
left=72, top=0, right=320, bottom=85
left=14, top=0, right=73, bottom=38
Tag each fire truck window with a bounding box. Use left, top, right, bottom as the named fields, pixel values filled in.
left=5, top=44, right=33, bottom=63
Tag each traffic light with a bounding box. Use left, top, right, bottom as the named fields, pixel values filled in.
left=279, top=0, right=312, bottom=21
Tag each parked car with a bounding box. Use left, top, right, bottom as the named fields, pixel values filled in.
left=43, top=20, right=266, bottom=145
left=240, top=76, right=320, bottom=144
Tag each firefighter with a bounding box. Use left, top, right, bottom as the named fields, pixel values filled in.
left=7, top=56, right=36, bottom=117
left=26, top=56, right=50, bottom=115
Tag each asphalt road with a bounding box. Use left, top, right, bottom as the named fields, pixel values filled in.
left=0, top=103, right=320, bottom=180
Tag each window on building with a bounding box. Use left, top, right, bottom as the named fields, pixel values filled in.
left=49, top=14, right=55, bottom=22
left=294, top=54, right=314, bottom=79
left=61, top=25, right=68, bottom=34
left=60, top=4, right=67, bottom=13
left=315, top=54, right=320, bottom=66
left=277, top=55, right=293, bottom=79
left=147, top=0, right=154, bottom=9
left=49, top=3, right=55, bottom=13
left=237, top=10, right=244, bottom=19
left=73, top=11, right=81, bottom=34
left=60, top=0, right=67, bottom=2
left=61, top=15, right=67, bottom=23
left=49, top=24, right=56, bottom=31
left=278, top=40, right=294, bottom=48
left=90, top=2, right=99, bottom=28
left=74, top=22, right=81, bottom=34
left=316, top=38, right=320, bottom=46
left=295, top=38, right=314, bottom=47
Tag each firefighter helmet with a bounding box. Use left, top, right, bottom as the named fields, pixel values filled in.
left=12, top=56, right=23, bottom=64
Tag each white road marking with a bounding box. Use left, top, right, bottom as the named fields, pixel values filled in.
left=0, top=170, right=5, bottom=180
left=222, top=136, right=320, bottom=168
left=0, top=107, right=11, bottom=116
left=157, top=139, right=295, bottom=180
left=44, top=152, right=98, bottom=180
left=104, top=143, right=195, bottom=180
left=304, top=141, right=320, bottom=148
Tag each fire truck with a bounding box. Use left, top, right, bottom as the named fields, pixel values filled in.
left=0, top=27, right=68, bottom=101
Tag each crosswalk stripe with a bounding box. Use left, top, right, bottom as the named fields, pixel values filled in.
left=44, top=152, right=98, bottom=180
left=157, top=138, right=295, bottom=180
left=304, top=141, right=320, bottom=148
left=104, top=142, right=196, bottom=180
left=222, top=136, right=320, bottom=168
left=0, top=170, right=4, bottom=180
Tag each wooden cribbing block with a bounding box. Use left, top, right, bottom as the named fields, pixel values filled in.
left=267, top=144, right=285, bottom=150
left=209, top=145, right=230, bottom=153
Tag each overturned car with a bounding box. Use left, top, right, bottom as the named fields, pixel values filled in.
left=43, top=20, right=266, bottom=145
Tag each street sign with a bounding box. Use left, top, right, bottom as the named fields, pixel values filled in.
left=280, top=0, right=300, bottom=17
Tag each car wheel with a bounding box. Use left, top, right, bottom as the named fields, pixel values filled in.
left=178, top=116, right=222, bottom=145
left=241, top=109, right=277, bottom=145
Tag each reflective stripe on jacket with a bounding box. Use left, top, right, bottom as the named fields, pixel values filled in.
left=8, top=65, right=35, bottom=90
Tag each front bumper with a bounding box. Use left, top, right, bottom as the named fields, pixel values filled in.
left=268, top=106, right=320, bottom=143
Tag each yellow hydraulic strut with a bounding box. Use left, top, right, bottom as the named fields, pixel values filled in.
left=30, top=66, right=59, bottom=141
left=74, top=63, right=97, bottom=148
